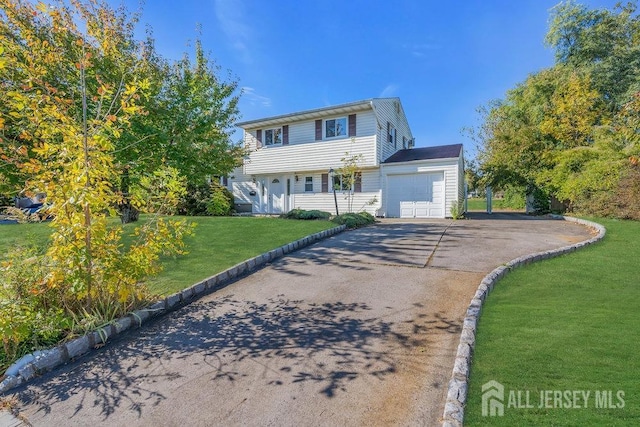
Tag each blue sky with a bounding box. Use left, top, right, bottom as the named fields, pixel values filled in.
left=121, top=0, right=620, bottom=156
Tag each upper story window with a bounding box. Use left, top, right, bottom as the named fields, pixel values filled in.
left=402, top=136, right=407, bottom=149
left=388, top=123, right=396, bottom=147
left=325, top=117, right=347, bottom=138
left=264, top=128, right=282, bottom=146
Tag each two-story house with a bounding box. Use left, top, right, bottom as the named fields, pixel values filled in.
left=229, top=98, right=465, bottom=218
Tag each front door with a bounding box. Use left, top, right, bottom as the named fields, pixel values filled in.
left=269, top=178, right=284, bottom=214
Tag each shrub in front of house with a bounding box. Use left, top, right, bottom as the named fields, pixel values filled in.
left=331, top=211, right=376, bottom=229
left=178, top=182, right=234, bottom=216
left=206, top=183, right=234, bottom=216
left=281, top=209, right=332, bottom=220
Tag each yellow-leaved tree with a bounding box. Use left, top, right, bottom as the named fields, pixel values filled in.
left=0, top=0, right=193, bottom=361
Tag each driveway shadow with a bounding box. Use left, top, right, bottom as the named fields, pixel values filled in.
left=13, top=295, right=461, bottom=423
left=271, top=222, right=449, bottom=277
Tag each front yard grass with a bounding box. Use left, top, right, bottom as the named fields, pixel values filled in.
left=465, top=218, right=639, bottom=426
left=0, top=216, right=336, bottom=296
left=147, top=216, right=335, bottom=295
left=466, top=197, right=523, bottom=212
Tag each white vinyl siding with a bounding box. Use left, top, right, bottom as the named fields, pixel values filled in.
left=228, top=166, right=258, bottom=214
left=244, top=110, right=377, bottom=175
left=372, top=99, right=413, bottom=163
left=288, top=169, right=381, bottom=215
left=243, top=109, right=376, bottom=151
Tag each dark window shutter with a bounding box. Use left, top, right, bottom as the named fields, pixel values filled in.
left=387, top=122, right=391, bottom=143
left=315, top=120, right=322, bottom=141
left=222, top=176, right=228, bottom=186
left=348, top=114, right=356, bottom=137
left=256, top=129, right=262, bottom=148
left=283, top=125, right=289, bottom=145
left=321, top=173, right=328, bottom=192
left=354, top=172, right=362, bottom=193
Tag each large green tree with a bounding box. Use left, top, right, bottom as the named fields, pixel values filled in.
left=476, top=1, right=640, bottom=216
left=116, top=37, right=244, bottom=222
left=546, top=0, right=640, bottom=107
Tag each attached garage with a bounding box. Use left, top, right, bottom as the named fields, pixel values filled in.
left=386, top=172, right=445, bottom=218
left=381, top=144, right=464, bottom=219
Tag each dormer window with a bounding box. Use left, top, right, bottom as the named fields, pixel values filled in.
left=325, top=117, right=347, bottom=138
left=264, top=127, right=282, bottom=146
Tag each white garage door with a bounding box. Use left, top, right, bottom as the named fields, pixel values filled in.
left=387, top=172, right=445, bottom=218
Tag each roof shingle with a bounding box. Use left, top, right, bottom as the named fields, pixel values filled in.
left=383, top=144, right=462, bottom=163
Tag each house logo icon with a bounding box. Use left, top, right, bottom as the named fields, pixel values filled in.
left=482, top=380, right=505, bottom=417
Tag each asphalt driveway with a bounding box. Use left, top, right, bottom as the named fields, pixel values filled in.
left=5, top=213, right=594, bottom=426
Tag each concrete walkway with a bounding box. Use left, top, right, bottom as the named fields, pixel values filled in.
left=3, top=213, right=594, bottom=426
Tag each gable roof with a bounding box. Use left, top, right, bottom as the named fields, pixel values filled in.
left=236, top=98, right=399, bottom=129
left=383, top=144, right=463, bottom=163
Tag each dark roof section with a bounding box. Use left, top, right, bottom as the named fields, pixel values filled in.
left=383, top=144, right=463, bottom=163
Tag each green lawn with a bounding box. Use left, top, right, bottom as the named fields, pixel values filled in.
left=466, top=197, right=523, bottom=212
left=465, top=218, right=639, bottom=426
left=0, top=216, right=336, bottom=296
left=466, top=197, right=488, bottom=211
left=148, top=216, right=335, bottom=295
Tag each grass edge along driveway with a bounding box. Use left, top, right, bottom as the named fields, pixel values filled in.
left=465, top=218, right=639, bottom=426
left=150, top=216, right=335, bottom=295
left=0, top=216, right=336, bottom=296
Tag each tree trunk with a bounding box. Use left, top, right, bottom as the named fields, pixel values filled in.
left=120, top=202, right=139, bottom=224
left=119, top=167, right=139, bottom=224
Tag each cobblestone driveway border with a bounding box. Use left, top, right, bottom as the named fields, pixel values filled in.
left=441, top=216, right=606, bottom=426
left=0, top=225, right=346, bottom=395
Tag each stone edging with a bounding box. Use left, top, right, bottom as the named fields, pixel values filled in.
left=441, top=216, right=606, bottom=426
left=0, top=224, right=347, bottom=395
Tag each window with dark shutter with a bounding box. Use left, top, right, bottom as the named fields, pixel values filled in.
left=283, top=125, right=289, bottom=145
left=354, top=172, right=362, bottom=193
left=256, top=129, right=262, bottom=148
left=321, top=173, right=328, bottom=192
left=348, top=114, right=356, bottom=137
left=315, top=120, right=322, bottom=141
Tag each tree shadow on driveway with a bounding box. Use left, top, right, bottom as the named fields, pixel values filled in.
left=13, top=295, right=461, bottom=423
left=271, top=222, right=450, bottom=277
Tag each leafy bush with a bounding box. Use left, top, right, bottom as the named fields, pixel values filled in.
left=527, top=185, right=550, bottom=214
left=177, top=183, right=211, bottom=216
left=206, top=183, right=234, bottom=216
left=0, top=245, right=71, bottom=371
left=281, top=209, right=331, bottom=220
left=450, top=200, right=464, bottom=219
left=177, top=181, right=234, bottom=216
left=502, top=185, right=526, bottom=210
left=576, top=165, right=640, bottom=220
left=331, top=212, right=376, bottom=229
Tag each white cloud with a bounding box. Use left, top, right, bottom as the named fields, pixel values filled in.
left=379, top=84, right=399, bottom=98
left=402, top=42, right=441, bottom=58
left=242, top=87, right=272, bottom=108
left=214, top=0, right=252, bottom=63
